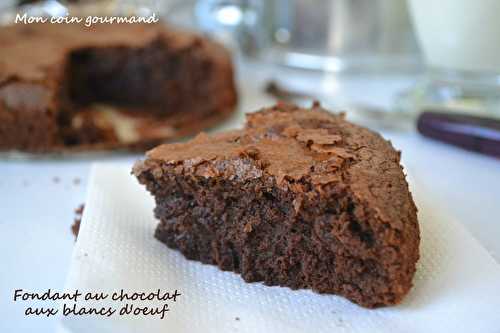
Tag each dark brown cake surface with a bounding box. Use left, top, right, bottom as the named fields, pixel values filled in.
left=0, top=23, right=237, bottom=152
left=134, top=103, right=420, bottom=308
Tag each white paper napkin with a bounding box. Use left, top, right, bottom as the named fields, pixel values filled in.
left=60, top=163, right=500, bottom=333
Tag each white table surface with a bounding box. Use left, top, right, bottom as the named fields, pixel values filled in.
left=1, top=61, right=499, bottom=333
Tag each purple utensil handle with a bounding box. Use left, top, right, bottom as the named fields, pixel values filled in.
left=417, top=111, right=500, bottom=158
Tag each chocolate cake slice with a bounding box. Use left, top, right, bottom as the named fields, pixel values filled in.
left=134, top=103, right=420, bottom=308
left=0, top=23, right=236, bottom=152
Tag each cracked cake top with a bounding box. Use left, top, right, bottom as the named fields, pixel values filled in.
left=135, top=102, right=416, bottom=230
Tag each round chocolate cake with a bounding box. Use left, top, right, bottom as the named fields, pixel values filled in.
left=0, top=22, right=237, bottom=152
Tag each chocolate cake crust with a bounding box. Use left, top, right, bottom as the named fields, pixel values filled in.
left=134, top=103, right=420, bottom=308
left=0, top=23, right=237, bottom=152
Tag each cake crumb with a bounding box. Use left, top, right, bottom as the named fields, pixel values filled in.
left=71, top=204, right=85, bottom=240
left=264, top=80, right=313, bottom=101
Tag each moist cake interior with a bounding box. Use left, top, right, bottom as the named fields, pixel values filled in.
left=60, top=38, right=211, bottom=146
left=66, top=38, right=208, bottom=114
left=148, top=168, right=394, bottom=306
